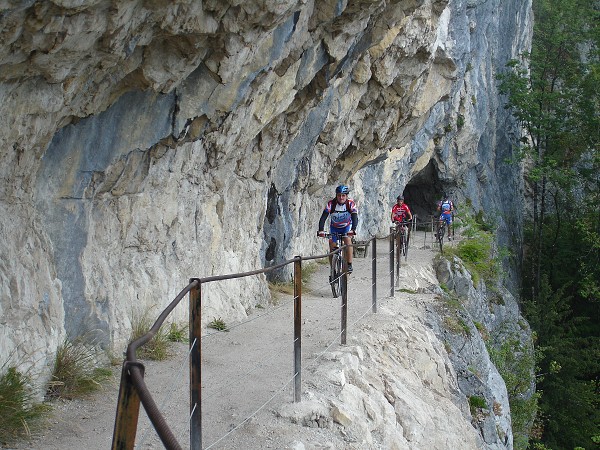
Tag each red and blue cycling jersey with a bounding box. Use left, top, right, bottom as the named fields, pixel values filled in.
left=324, top=199, right=358, bottom=229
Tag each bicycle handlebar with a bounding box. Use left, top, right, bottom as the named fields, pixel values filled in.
left=318, top=231, right=354, bottom=238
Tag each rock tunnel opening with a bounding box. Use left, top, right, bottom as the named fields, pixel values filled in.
left=402, top=159, right=450, bottom=225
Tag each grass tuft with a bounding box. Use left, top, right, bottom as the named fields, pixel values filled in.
left=167, top=322, right=189, bottom=343
left=208, top=317, right=228, bottom=332
left=268, top=281, right=295, bottom=296
left=130, top=309, right=171, bottom=361
left=0, top=365, right=50, bottom=444
left=46, top=339, right=112, bottom=400
left=469, top=395, right=488, bottom=415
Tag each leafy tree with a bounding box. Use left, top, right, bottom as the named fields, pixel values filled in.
left=497, top=0, right=600, bottom=448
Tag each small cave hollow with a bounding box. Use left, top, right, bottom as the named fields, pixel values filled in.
left=402, top=159, right=452, bottom=225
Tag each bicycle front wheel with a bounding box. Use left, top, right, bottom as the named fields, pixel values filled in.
left=396, top=232, right=401, bottom=278
left=330, top=253, right=342, bottom=298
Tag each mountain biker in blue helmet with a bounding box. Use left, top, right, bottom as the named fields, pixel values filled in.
left=436, top=192, right=455, bottom=240
left=317, top=185, right=358, bottom=273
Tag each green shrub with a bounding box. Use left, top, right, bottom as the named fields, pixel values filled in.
left=130, top=308, right=171, bottom=360
left=46, top=339, right=112, bottom=399
left=208, top=317, right=228, bottom=332
left=488, top=336, right=537, bottom=449
left=444, top=316, right=471, bottom=336
left=0, top=365, right=50, bottom=444
left=444, top=229, right=503, bottom=288
left=469, top=395, right=487, bottom=409
left=167, top=322, right=188, bottom=343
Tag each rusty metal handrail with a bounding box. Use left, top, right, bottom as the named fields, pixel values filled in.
left=113, top=257, right=302, bottom=449
left=112, top=233, right=395, bottom=449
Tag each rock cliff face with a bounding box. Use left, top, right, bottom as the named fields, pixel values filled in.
left=1, top=0, right=531, bottom=445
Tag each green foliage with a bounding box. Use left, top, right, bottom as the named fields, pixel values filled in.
left=208, top=317, right=228, bottom=332
left=167, top=322, right=188, bottom=343
left=444, top=220, right=503, bottom=288
left=46, top=339, right=112, bottom=399
left=521, top=249, right=600, bottom=450
left=397, top=288, right=419, bottom=294
left=443, top=315, right=471, bottom=336
left=469, top=395, right=487, bottom=413
left=474, top=321, right=489, bottom=341
left=456, top=114, right=465, bottom=129
left=0, top=365, right=50, bottom=444
left=487, top=335, right=538, bottom=448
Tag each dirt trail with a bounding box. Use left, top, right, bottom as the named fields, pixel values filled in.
left=7, top=230, right=445, bottom=450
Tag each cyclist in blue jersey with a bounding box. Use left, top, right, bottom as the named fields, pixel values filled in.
left=317, top=185, right=359, bottom=273
left=436, top=192, right=455, bottom=240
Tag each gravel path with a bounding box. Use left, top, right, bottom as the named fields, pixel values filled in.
left=9, top=230, right=448, bottom=450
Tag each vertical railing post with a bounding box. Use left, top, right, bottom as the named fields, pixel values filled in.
left=389, top=227, right=395, bottom=297
left=395, top=229, right=400, bottom=281
left=293, top=256, right=302, bottom=402
left=341, top=263, right=348, bottom=345
left=371, top=237, right=377, bottom=313
left=189, top=280, right=202, bottom=450
left=111, top=362, right=143, bottom=450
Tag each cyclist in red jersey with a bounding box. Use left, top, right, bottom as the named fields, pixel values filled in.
left=317, top=185, right=358, bottom=273
left=391, top=195, right=413, bottom=231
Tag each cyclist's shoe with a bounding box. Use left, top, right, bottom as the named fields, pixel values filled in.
left=347, top=263, right=353, bottom=274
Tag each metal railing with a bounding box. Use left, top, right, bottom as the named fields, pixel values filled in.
left=111, top=230, right=411, bottom=449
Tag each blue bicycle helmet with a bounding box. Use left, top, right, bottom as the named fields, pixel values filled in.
left=335, top=185, right=350, bottom=194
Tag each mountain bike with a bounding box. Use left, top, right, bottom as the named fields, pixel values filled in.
left=394, top=221, right=409, bottom=279
left=435, top=218, right=445, bottom=253
left=399, top=221, right=410, bottom=261
left=321, top=232, right=348, bottom=298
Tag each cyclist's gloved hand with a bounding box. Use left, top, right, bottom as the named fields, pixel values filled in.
left=317, top=231, right=326, bottom=237
left=348, top=230, right=356, bottom=236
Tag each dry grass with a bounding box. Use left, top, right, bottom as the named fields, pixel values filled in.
left=46, top=339, right=112, bottom=400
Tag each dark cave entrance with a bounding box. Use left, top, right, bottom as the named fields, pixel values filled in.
left=401, top=159, right=449, bottom=224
